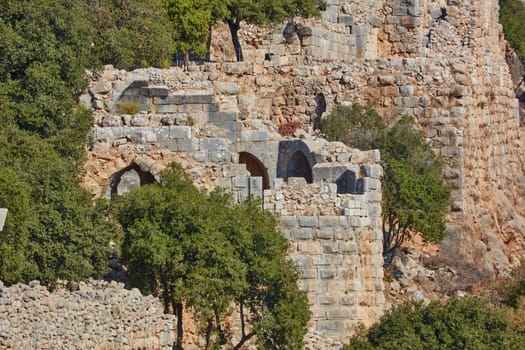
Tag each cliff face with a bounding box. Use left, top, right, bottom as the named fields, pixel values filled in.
left=207, top=0, right=524, bottom=274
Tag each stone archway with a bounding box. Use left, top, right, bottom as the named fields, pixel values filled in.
left=239, top=152, right=270, bottom=190
left=286, top=151, right=313, bottom=183
left=110, top=164, right=156, bottom=196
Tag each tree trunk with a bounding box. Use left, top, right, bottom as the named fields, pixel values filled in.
left=173, top=301, right=184, bottom=350
left=233, top=300, right=255, bottom=350
left=204, top=318, right=214, bottom=350
left=183, top=52, right=190, bottom=71
left=227, top=19, right=243, bottom=62
left=206, top=22, right=212, bottom=62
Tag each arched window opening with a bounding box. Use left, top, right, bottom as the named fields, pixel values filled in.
left=286, top=151, right=313, bottom=184
left=239, top=152, right=270, bottom=190
left=110, top=164, right=155, bottom=197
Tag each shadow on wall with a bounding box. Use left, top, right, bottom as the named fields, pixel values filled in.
left=110, top=164, right=156, bottom=197
left=277, top=140, right=314, bottom=183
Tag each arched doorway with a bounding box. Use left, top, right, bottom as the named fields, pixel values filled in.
left=239, top=152, right=270, bottom=190
left=286, top=151, right=313, bottom=183
left=110, top=164, right=156, bottom=196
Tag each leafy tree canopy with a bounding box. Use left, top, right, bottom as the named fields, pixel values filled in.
left=0, top=127, right=119, bottom=285
left=0, top=0, right=121, bottom=286
left=89, top=0, right=176, bottom=69
left=345, top=298, right=524, bottom=350
left=319, top=104, right=450, bottom=260
left=115, top=164, right=309, bottom=350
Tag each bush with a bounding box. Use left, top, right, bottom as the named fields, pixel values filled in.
left=345, top=297, right=524, bottom=350
left=89, top=0, right=176, bottom=69
left=118, top=101, right=141, bottom=115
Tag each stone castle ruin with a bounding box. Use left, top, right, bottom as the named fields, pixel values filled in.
left=82, top=65, right=385, bottom=339
left=0, top=0, right=517, bottom=348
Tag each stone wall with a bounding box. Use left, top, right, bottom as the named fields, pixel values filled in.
left=200, top=0, right=525, bottom=274
left=81, top=64, right=385, bottom=341
left=0, top=280, right=175, bottom=349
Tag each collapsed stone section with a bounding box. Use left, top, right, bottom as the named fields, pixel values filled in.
left=0, top=280, right=175, bottom=350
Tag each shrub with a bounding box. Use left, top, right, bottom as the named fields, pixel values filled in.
left=119, top=101, right=141, bottom=115
left=345, top=297, right=524, bottom=350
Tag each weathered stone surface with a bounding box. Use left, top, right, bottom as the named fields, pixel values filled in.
left=0, top=280, right=175, bottom=349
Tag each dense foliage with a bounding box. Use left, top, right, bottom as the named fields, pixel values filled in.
left=89, top=0, right=175, bottom=69
left=115, top=164, right=309, bottom=350
left=500, top=0, right=525, bottom=66
left=0, top=0, right=120, bottom=285
left=345, top=297, right=524, bottom=350
left=319, top=104, right=450, bottom=260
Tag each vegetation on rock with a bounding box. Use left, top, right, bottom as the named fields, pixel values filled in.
left=500, top=0, right=525, bottom=67
left=115, top=164, right=309, bottom=350
left=344, top=297, right=524, bottom=350
left=319, top=104, right=450, bottom=261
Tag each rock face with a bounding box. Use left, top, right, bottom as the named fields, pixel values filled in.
left=0, top=280, right=175, bottom=349
left=79, top=0, right=524, bottom=344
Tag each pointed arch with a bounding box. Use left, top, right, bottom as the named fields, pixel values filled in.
left=239, top=152, right=270, bottom=190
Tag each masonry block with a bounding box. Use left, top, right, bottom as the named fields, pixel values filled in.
left=234, top=176, right=249, bottom=188
left=184, top=91, right=215, bottom=104
left=200, top=138, right=226, bottom=151
left=207, top=111, right=239, bottom=123
left=299, top=216, right=319, bottom=227
left=209, top=151, right=231, bottom=163
left=360, top=164, right=383, bottom=179
left=169, top=126, right=191, bottom=139
left=249, top=176, right=263, bottom=197
left=192, top=151, right=209, bottom=163
left=319, top=269, right=336, bottom=280
left=240, top=130, right=267, bottom=142
left=177, top=139, right=199, bottom=151
left=140, top=85, right=169, bottom=97
left=280, top=216, right=298, bottom=228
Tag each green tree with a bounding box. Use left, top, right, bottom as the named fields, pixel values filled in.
left=0, top=0, right=120, bottom=285
left=115, top=164, right=309, bottom=350
left=162, top=0, right=324, bottom=62
left=0, top=0, right=96, bottom=138
left=318, top=103, right=387, bottom=150
left=381, top=116, right=450, bottom=258
left=319, top=105, right=450, bottom=261
left=162, top=0, right=217, bottom=65
left=500, top=0, right=525, bottom=66
left=0, top=128, right=119, bottom=285
left=89, top=0, right=176, bottom=69
left=345, top=298, right=524, bottom=350
left=223, top=0, right=325, bottom=61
